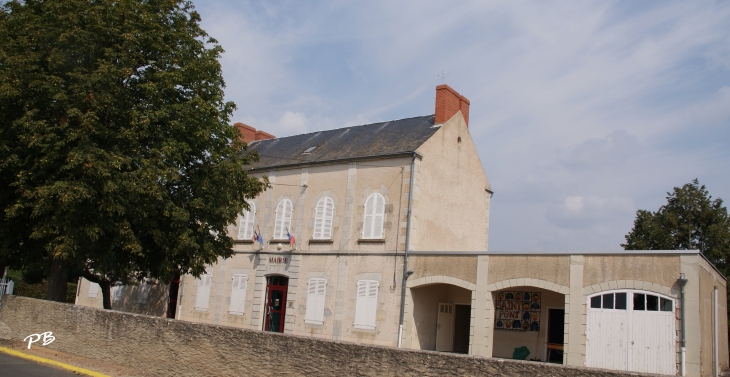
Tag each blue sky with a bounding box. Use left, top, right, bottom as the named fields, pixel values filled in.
left=194, top=0, right=730, bottom=251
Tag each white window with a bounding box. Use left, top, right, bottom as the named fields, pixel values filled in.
left=312, top=197, right=335, bottom=239
left=273, top=199, right=293, bottom=239
left=137, top=279, right=151, bottom=304
left=354, top=280, right=379, bottom=329
left=237, top=202, right=256, bottom=240
left=229, top=274, right=248, bottom=315
left=362, top=193, right=385, bottom=239
left=87, top=282, right=99, bottom=298
left=194, top=273, right=212, bottom=311
left=111, top=285, right=124, bottom=302
left=304, top=278, right=327, bottom=325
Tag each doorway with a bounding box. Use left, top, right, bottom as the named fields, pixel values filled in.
left=453, top=304, right=471, bottom=354
left=546, top=308, right=565, bottom=363
left=166, top=274, right=180, bottom=319
left=264, top=275, right=288, bottom=333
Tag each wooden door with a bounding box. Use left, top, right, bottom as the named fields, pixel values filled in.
left=436, top=303, right=455, bottom=352
left=264, top=276, right=288, bottom=333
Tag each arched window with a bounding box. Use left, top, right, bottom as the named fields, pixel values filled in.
left=273, top=199, right=293, bottom=239
left=237, top=201, right=256, bottom=240
left=362, top=193, right=385, bottom=239
left=313, top=197, right=335, bottom=239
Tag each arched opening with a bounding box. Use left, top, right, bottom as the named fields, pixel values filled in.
left=410, top=283, right=472, bottom=353
left=491, top=286, right=565, bottom=363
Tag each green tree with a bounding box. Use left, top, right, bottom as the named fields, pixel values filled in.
left=0, top=0, right=266, bottom=309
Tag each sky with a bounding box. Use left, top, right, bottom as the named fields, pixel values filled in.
left=193, top=0, right=730, bottom=251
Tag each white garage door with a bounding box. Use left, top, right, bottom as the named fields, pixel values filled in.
left=586, top=290, right=676, bottom=375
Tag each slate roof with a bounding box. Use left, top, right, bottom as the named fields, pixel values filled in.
left=246, top=115, right=437, bottom=171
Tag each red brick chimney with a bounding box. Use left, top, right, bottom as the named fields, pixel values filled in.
left=234, top=123, right=275, bottom=144
left=434, top=84, right=470, bottom=126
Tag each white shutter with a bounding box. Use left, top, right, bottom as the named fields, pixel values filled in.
left=88, top=282, right=99, bottom=298
left=313, top=197, right=335, bottom=239
left=362, top=194, right=385, bottom=239
left=194, top=274, right=212, bottom=310
left=305, top=278, right=327, bottom=324
left=229, top=274, right=248, bottom=314
left=111, top=286, right=124, bottom=302
left=237, top=202, right=256, bottom=240
left=373, top=194, right=384, bottom=238
left=274, top=199, right=293, bottom=239
left=354, top=280, right=378, bottom=329
left=137, top=279, right=151, bottom=304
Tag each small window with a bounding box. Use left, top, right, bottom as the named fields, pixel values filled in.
left=602, top=293, right=614, bottom=309
left=229, top=274, right=248, bottom=315
left=590, top=295, right=601, bottom=308
left=633, top=293, right=645, bottom=310
left=362, top=193, right=385, bottom=239
left=303, top=146, right=317, bottom=154
left=615, top=292, right=627, bottom=310
left=237, top=201, right=256, bottom=240
left=354, top=280, right=379, bottom=329
left=195, top=273, right=212, bottom=311
left=647, top=295, right=659, bottom=311
left=273, top=199, right=293, bottom=239
left=312, top=197, right=335, bottom=240
left=88, top=282, right=99, bottom=298
left=660, top=298, right=673, bottom=312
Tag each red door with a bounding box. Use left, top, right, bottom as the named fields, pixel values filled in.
left=264, top=276, right=288, bottom=332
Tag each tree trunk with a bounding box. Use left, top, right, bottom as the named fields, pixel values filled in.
left=100, top=281, right=112, bottom=310
left=46, top=256, right=69, bottom=302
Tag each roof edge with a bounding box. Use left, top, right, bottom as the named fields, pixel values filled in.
left=248, top=151, right=424, bottom=172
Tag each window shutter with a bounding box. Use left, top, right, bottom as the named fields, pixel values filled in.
left=305, top=278, right=327, bottom=324
left=111, top=286, right=123, bottom=302
left=195, top=274, right=212, bottom=310
left=313, top=197, right=335, bottom=240
left=323, top=198, right=334, bottom=239
left=237, top=202, right=256, bottom=240
left=137, top=279, right=151, bottom=304
left=362, top=194, right=385, bottom=239
left=274, top=199, right=293, bottom=239
left=229, top=274, right=247, bottom=314
left=354, top=280, right=378, bottom=329
left=88, top=282, right=99, bottom=298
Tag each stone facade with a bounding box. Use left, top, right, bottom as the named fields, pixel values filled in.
left=0, top=296, right=657, bottom=377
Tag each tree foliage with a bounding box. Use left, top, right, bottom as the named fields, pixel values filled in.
left=622, top=179, right=730, bottom=274
left=0, top=0, right=266, bottom=309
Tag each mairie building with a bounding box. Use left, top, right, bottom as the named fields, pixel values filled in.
left=76, top=85, right=728, bottom=377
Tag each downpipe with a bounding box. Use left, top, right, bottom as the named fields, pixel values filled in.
left=397, top=153, right=418, bottom=348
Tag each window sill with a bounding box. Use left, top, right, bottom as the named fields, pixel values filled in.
left=357, top=238, right=386, bottom=244
left=234, top=239, right=254, bottom=244
left=308, top=239, right=334, bottom=244
left=270, top=239, right=290, bottom=243
left=193, top=308, right=208, bottom=312
left=304, top=320, right=324, bottom=328
left=352, top=324, right=377, bottom=333
left=228, top=311, right=244, bottom=316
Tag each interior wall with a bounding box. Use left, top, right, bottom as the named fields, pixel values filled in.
left=410, top=284, right=472, bottom=351
left=492, top=287, right=564, bottom=361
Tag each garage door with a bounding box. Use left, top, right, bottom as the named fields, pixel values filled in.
left=586, top=290, right=676, bottom=375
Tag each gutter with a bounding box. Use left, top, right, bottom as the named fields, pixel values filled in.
left=397, top=152, right=417, bottom=348
left=247, top=152, right=424, bottom=173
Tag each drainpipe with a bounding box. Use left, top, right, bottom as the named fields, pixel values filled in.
left=397, top=153, right=418, bottom=348
left=714, top=286, right=719, bottom=377
left=678, top=273, right=688, bottom=376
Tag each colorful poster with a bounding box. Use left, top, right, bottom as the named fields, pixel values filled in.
left=494, top=291, right=541, bottom=331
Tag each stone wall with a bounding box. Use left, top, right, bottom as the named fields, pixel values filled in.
left=0, top=296, right=649, bottom=377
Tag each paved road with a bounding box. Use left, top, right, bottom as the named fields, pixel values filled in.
left=0, top=352, right=80, bottom=377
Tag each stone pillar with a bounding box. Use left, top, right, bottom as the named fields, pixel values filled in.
left=472, top=255, right=491, bottom=356
left=565, top=255, right=585, bottom=366
left=680, top=254, right=701, bottom=376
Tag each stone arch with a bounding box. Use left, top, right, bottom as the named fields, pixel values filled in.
left=583, top=280, right=678, bottom=298
left=486, top=278, right=569, bottom=295
left=407, top=275, right=476, bottom=291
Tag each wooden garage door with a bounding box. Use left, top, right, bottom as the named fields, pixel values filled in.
left=586, top=290, right=676, bottom=375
